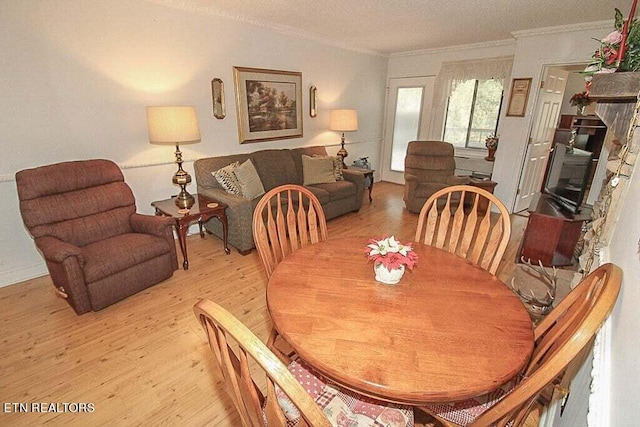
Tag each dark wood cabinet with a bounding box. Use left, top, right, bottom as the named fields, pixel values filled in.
left=555, top=114, right=606, bottom=158
left=520, top=193, right=592, bottom=267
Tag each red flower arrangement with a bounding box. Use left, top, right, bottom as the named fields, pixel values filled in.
left=569, top=91, right=591, bottom=107
left=365, top=236, right=418, bottom=271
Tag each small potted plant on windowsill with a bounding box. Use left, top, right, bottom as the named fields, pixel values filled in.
left=485, top=134, right=499, bottom=161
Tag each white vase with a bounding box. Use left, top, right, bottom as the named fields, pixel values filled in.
left=374, top=264, right=405, bottom=285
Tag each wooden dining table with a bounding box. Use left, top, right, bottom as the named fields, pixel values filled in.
left=266, top=236, right=535, bottom=405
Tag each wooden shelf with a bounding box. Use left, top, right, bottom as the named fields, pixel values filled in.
left=589, top=72, right=640, bottom=101
left=589, top=72, right=640, bottom=141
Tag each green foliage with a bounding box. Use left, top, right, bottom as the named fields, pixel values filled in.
left=586, top=8, right=640, bottom=75
left=444, top=79, right=502, bottom=149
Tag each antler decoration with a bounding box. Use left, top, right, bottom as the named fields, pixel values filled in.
left=510, top=257, right=557, bottom=315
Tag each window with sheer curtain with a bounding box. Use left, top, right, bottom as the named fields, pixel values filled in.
left=434, top=56, right=513, bottom=149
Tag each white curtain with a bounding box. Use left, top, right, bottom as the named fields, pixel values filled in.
left=433, top=55, right=514, bottom=108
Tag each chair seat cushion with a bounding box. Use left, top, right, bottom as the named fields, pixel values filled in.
left=82, top=233, right=172, bottom=283
left=275, top=359, right=414, bottom=427
left=422, top=380, right=516, bottom=426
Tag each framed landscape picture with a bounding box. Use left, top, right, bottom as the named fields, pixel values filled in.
left=233, top=66, right=303, bottom=143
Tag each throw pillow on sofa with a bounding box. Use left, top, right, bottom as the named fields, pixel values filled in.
left=233, top=159, right=265, bottom=200
left=313, top=154, right=344, bottom=181
left=212, top=161, right=243, bottom=196
left=302, top=155, right=336, bottom=185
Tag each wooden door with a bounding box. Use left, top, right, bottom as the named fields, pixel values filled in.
left=513, top=66, right=568, bottom=212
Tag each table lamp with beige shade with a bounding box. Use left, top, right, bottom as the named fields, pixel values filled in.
left=146, top=106, right=201, bottom=209
left=329, top=109, right=357, bottom=168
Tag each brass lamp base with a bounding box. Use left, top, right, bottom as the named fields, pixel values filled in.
left=337, top=133, right=348, bottom=169
left=172, top=143, right=195, bottom=209
left=174, top=189, right=195, bottom=209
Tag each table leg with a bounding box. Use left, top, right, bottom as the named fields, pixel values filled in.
left=219, top=215, right=230, bottom=255
left=368, top=178, right=374, bottom=203
left=176, top=222, right=189, bottom=270
left=198, top=217, right=205, bottom=238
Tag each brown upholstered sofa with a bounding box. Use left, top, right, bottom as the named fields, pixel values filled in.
left=194, top=146, right=364, bottom=254
left=404, top=140, right=470, bottom=213
left=16, top=159, right=178, bottom=314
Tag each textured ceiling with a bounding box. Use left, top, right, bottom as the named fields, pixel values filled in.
left=183, top=0, right=634, bottom=54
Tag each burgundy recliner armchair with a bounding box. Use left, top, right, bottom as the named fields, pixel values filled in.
left=404, top=140, right=470, bottom=213
left=16, top=159, right=178, bottom=314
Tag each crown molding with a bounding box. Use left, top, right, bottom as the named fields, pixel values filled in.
left=390, top=38, right=516, bottom=58
left=511, top=20, right=613, bottom=39
left=144, top=0, right=386, bottom=57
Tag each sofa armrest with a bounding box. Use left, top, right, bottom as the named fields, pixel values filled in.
left=197, top=187, right=252, bottom=210
left=342, top=169, right=365, bottom=204
left=130, top=213, right=175, bottom=237
left=35, top=236, right=83, bottom=264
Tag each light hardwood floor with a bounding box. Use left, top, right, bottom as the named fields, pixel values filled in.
left=0, top=182, right=531, bottom=426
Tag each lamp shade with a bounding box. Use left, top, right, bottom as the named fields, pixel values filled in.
left=329, top=109, right=358, bottom=132
left=146, top=106, right=201, bottom=145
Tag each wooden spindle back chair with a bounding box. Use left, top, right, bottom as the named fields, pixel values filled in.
left=420, top=263, right=622, bottom=426
left=253, top=184, right=328, bottom=279
left=252, top=185, right=328, bottom=360
left=194, top=299, right=331, bottom=427
left=414, top=184, right=511, bottom=274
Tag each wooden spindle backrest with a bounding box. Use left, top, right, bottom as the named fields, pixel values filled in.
left=471, top=263, right=622, bottom=426
left=414, top=185, right=511, bottom=274
left=194, top=299, right=331, bottom=427
left=253, top=185, right=328, bottom=278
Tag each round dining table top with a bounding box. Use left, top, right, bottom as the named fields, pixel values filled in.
left=266, top=236, right=534, bottom=405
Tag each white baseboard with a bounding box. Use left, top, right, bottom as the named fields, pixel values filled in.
left=0, top=262, right=48, bottom=288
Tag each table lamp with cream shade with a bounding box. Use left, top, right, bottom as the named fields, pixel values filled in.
left=146, top=106, right=201, bottom=209
left=329, top=109, right=357, bottom=168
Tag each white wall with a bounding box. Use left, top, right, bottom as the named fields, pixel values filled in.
left=0, top=0, right=387, bottom=286
left=607, top=164, right=640, bottom=426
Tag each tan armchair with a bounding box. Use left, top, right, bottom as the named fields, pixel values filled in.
left=16, top=159, right=178, bottom=314
left=403, top=140, right=469, bottom=213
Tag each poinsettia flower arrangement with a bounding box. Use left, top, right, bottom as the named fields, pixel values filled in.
left=365, top=236, right=418, bottom=271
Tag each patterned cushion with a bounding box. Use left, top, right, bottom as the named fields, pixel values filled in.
left=422, top=380, right=517, bottom=426
left=274, top=359, right=414, bottom=427
left=302, top=155, right=336, bottom=185
left=313, top=155, right=344, bottom=181
left=233, top=159, right=265, bottom=200
left=211, top=161, right=242, bottom=196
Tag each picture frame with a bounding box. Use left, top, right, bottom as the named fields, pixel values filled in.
left=506, top=78, right=532, bottom=117
left=233, top=66, right=303, bottom=143
left=211, top=78, right=226, bottom=119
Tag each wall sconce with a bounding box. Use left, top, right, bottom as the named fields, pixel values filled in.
left=211, top=78, right=226, bottom=119
left=146, top=106, right=201, bottom=208
left=329, top=109, right=358, bottom=168
left=310, top=86, right=317, bottom=117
